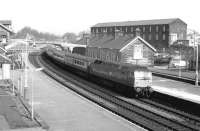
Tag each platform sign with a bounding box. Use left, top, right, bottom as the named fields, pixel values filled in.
left=133, top=44, right=143, bottom=59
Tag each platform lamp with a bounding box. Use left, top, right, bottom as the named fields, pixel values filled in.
left=31, top=67, right=43, bottom=121
left=195, top=32, right=199, bottom=86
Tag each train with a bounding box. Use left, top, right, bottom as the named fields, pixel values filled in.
left=44, top=47, right=153, bottom=98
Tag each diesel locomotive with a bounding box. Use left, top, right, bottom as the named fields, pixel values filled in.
left=44, top=47, right=153, bottom=97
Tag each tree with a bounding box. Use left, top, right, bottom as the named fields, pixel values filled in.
left=12, top=26, right=60, bottom=41
left=62, top=32, right=77, bottom=43
left=169, top=44, right=194, bottom=61
left=77, top=30, right=90, bottom=39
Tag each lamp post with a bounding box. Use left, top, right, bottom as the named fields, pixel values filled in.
left=179, top=47, right=181, bottom=78
left=195, top=35, right=199, bottom=86
left=31, top=68, right=43, bottom=120
left=12, top=62, right=15, bottom=95
left=24, top=38, right=28, bottom=99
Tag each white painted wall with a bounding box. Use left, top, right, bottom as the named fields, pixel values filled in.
left=2, top=64, right=11, bottom=79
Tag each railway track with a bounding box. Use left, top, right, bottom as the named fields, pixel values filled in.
left=29, top=52, right=200, bottom=131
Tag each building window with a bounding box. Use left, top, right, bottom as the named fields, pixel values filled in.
left=102, top=28, right=105, bottom=33
left=110, top=28, right=112, bottom=32
left=116, top=55, right=119, bottom=61
left=149, top=34, right=152, bottom=40
left=156, top=34, right=159, bottom=40
left=143, top=34, right=145, bottom=39
left=156, top=26, right=159, bottom=32
left=163, top=25, right=166, bottom=32
left=102, top=28, right=107, bottom=33
left=149, top=26, right=151, bottom=32
left=98, top=28, right=101, bottom=33
left=143, top=27, right=145, bottom=32
left=179, top=33, right=183, bottom=39
left=131, top=27, right=134, bottom=32
left=126, top=27, right=128, bottom=32
left=163, top=34, right=166, bottom=40
left=120, top=27, right=122, bottom=32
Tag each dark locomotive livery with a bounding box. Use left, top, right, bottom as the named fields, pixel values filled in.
left=44, top=47, right=153, bottom=97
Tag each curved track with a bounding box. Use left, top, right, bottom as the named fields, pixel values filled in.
left=29, top=52, right=200, bottom=131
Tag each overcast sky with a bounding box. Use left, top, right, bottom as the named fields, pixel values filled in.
left=0, top=0, right=199, bottom=35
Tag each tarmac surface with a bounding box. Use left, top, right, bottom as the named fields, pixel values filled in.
left=10, top=60, right=146, bottom=131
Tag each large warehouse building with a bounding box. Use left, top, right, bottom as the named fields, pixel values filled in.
left=90, top=18, right=187, bottom=51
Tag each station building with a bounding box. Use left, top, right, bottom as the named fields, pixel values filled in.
left=0, top=20, right=14, bottom=45
left=90, top=18, right=187, bottom=52
left=0, top=20, right=14, bottom=80
left=86, top=30, right=157, bottom=66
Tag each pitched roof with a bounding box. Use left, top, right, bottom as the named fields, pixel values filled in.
left=0, top=20, right=12, bottom=25
left=75, top=38, right=87, bottom=45
left=89, top=35, right=114, bottom=47
left=92, top=18, right=186, bottom=27
left=0, top=46, right=7, bottom=53
left=0, top=23, right=14, bottom=34
left=120, top=36, right=157, bottom=52
left=0, top=54, right=11, bottom=64
left=88, top=35, right=156, bottom=52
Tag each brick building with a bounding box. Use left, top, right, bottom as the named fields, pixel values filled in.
left=91, top=18, right=187, bottom=52
left=0, top=20, right=14, bottom=44
left=86, top=34, right=156, bottom=66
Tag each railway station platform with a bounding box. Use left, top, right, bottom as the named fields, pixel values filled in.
left=10, top=59, right=146, bottom=131
left=152, top=73, right=200, bottom=104
left=149, top=66, right=200, bottom=80
left=0, top=80, right=45, bottom=131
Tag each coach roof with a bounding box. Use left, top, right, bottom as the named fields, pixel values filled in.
left=92, top=18, right=186, bottom=27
